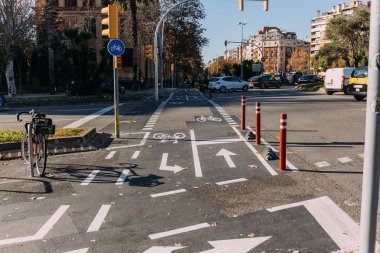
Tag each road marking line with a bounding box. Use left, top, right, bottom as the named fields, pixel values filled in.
left=149, top=223, right=210, bottom=240
left=196, top=138, right=241, bottom=146
left=216, top=178, right=248, bottom=185
left=0, top=205, right=70, bottom=246
left=115, top=169, right=130, bottom=185
left=81, top=170, right=100, bottom=185
left=108, top=132, right=150, bottom=150
left=267, top=196, right=360, bottom=250
left=64, top=104, right=124, bottom=128
left=143, top=128, right=153, bottom=131
left=190, top=129, right=202, bottom=177
left=314, top=161, right=330, bottom=168
left=338, top=157, right=353, bottom=163
left=64, top=248, right=89, bottom=253
left=247, top=126, right=299, bottom=172
left=150, top=189, right=187, bottom=198
left=132, top=151, right=140, bottom=159
left=105, top=151, right=116, bottom=160
left=358, top=153, right=364, bottom=158
left=231, top=126, right=278, bottom=176
left=87, top=205, right=112, bottom=232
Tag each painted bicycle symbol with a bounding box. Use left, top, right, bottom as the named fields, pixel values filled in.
left=110, top=44, right=123, bottom=53
left=153, top=133, right=186, bottom=144
left=196, top=115, right=222, bottom=123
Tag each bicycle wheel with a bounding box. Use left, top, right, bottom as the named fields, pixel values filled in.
left=21, top=132, right=30, bottom=164
left=35, top=134, right=47, bottom=177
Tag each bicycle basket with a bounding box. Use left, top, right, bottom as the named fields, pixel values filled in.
left=32, top=117, right=53, bottom=125
left=35, top=124, right=56, bottom=135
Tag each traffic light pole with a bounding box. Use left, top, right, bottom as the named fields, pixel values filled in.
left=154, top=0, right=191, bottom=101
left=113, top=56, right=120, bottom=138
left=359, top=1, right=380, bottom=252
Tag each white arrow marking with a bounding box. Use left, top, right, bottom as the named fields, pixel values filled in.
left=159, top=153, right=185, bottom=173
left=143, top=246, right=186, bottom=253
left=199, top=237, right=271, bottom=253
left=216, top=148, right=237, bottom=168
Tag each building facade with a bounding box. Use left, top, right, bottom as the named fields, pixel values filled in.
left=310, top=1, right=370, bottom=56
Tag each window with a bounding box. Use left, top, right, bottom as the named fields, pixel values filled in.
left=65, top=0, right=76, bottom=6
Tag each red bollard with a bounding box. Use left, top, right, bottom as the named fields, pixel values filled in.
left=256, top=102, right=261, bottom=145
left=279, top=114, right=287, bottom=170
left=241, top=96, right=246, bottom=130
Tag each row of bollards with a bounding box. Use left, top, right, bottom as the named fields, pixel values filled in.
left=241, top=96, right=287, bottom=171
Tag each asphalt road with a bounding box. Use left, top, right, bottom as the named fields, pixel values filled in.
left=0, top=86, right=373, bottom=253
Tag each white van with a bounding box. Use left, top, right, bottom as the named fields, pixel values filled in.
left=324, top=68, right=355, bottom=95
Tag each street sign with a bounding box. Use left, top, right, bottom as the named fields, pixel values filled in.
left=107, top=39, right=125, bottom=56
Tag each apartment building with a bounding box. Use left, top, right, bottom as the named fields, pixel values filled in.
left=310, top=1, right=370, bottom=56
left=245, top=27, right=309, bottom=73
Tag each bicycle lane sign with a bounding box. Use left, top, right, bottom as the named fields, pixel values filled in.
left=107, top=39, right=125, bottom=56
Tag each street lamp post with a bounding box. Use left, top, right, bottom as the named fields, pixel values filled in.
left=238, top=22, right=247, bottom=80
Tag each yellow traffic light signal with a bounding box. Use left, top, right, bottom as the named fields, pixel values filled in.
left=145, top=45, right=153, bottom=59
left=101, top=4, right=119, bottom=39
left=238, top=0, right=244, bottom=11
left=115, top=56, right=122, bottom=69
left=263, top=0, right=268, bottom=11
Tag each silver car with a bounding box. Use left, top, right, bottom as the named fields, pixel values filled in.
left=208, top=76, right=250, bottom=92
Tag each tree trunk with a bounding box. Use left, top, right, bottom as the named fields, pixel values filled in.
left=5, top=57, right=16, bottom=96
left=130, top=0, right=138, bottom=83
left=48, top=47, right=56, bottom=94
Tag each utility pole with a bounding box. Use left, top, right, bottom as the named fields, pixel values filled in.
left=238, top=22, right=247, bottom=80
left=359, top=0, right=380, bottom=252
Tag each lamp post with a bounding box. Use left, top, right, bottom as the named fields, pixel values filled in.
left=238, top=22, right=247, bottom=80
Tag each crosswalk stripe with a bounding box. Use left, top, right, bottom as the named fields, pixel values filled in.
left=115, top=169, right=130, bottom=185
left=81, top=170, right=100, bottom=186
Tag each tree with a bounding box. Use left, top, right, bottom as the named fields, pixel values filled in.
left=325, top=7, right=370, bottom=67
left=311, top=44, right=349, bottom=71
left=164, top=0, right=208, bottom=80
left=287, top=47, right=311, bottom=73
left=0, top=0, right=34, bottom=96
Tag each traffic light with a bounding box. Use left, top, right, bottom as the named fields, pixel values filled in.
left=263, top=0, right=268, bottom=11
left=101, top=4, right=119, bottom=39
left=238, top=0, right=244, bottom=11
left=145, top=45, right=153, bottom=59
left=224, top=40, right=228, bottom=47
left=115, top=56, right=122, bottom=69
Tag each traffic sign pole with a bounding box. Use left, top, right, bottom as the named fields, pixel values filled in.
left=113, top=56, right=120, bottom=139
left=107, top=39, right=125, bottom=139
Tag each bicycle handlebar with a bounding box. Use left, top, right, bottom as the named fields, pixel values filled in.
left=16, top=111, right=46, bottom=122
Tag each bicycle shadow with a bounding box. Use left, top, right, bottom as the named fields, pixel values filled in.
left=44, top=163, right=165, bottom=188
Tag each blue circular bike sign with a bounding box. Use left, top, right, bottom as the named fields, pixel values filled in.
left=107, top=39, right=125, bottom=56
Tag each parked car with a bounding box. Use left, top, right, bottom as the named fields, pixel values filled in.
left=287, top=72, right=303, bottom=84
left=324, top=67, right=355, bottom=95
left=297, top=75, right=320, bottom=84
left=100, top=81, right=126, bottom=94
left=208, top=76, right=250, bottom=92
left=0, top=95, right=6, bottom=110
left=248, top=75, right=281, bottom=89
left=347, top=67, right=368, bottom=101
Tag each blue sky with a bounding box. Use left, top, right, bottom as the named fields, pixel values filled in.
left=201, top=0, right=347, bottom=63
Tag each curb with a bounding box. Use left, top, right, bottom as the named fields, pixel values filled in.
left=0, top=128, right=112, bottom=160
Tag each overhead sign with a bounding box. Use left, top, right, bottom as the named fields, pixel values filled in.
left=107, top=39, right=125, bottom=56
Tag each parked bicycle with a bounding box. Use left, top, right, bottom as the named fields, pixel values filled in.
left=17, top=110, right=55, bottom=177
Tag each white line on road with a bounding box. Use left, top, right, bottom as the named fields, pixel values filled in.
left=131, top=151, right=140, bottom=159
left=150, top=189, right=187, bottom=198
left=87, top=205, right=112, bottom=232
left=142, top=128, right=153, bottom=131
left=81, top=170, right=100, bottom=186
left=231, top=126, right=278, bottom=176
left=246, top=126, right=299, bottom=172
left=58, top=108, right=97, bottom=112
left=105, top=151, right=116, bottom=160
left=338, top=157, right=353, bottom=163
left=314, top=161, right=330, bottom=168
left=107, top=132, right=150, bottom=150
left=64, top=248, right=89, bottom=253
left=196, top=138, right=241, bottom=146
left=0, top=205, right=70, bottom=246
left=115, top=169, right=130, bottom=185
left=216, top=178, right=248, bottom=185
left=358, top=153, right=364, bottom=158
left=64, top=104, right=123, bottom=128
left=190, top=129, right=202, bottom=177
left=149, top=223, right=210, bottom=240
left=267, top=196, right=360, bottom=250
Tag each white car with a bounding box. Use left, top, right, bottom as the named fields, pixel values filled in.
left=208, top=76, right=250, bottom=92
